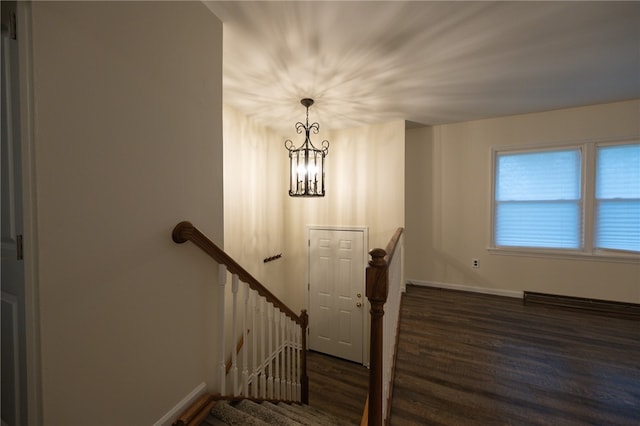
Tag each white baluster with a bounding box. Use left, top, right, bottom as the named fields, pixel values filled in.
left=231, top=274, right=239, bottom=396
left=218, top=265, right=227, bottom=395
left=291, top=318, right=296, bottom=401
left=267, top=303, right=274, bottom=399
left=252, top=289, right=258, bottom=398
left=274, top=309, right=281, bottom=400
left=295, top=324, right=301, bottom=401
left=242, top=281, right=249, bottom=397
left=286, top=316, right=292, bottom=401
left=281, top=312, right=287, bottom=399
left=260, top=297, right=266, bottom=398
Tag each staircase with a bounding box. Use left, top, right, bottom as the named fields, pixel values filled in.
left=172, top=222, right=405, bottom=426
left=191, top=398, right=355, bottom=426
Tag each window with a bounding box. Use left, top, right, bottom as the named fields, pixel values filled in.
left=595, top=144, right=640, bottom=252
left=492, top=140, right=639, bottom=257
left=495, top=149, right=582, bottom=249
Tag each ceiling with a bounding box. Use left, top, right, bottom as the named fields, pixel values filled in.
left=205, top=1, right=640, bottom=133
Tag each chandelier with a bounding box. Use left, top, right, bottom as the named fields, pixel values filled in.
left=284, top=98, right=329, bottom=197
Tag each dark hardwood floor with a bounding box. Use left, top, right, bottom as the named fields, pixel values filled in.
left=307, top=350, right=369, bottom=425
left=389, top=285, right=640, bottom=425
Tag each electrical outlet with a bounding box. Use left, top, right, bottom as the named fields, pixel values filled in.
left=472, top=258, right=479, bottom=269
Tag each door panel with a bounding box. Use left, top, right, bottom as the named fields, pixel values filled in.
left=309, top=229, right=365, bottom=363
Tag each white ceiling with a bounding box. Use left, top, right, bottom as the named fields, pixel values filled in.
left=205, top=1, right=640, bottom=133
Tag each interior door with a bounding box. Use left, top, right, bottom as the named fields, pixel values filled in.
left=1, top=12, right=27, bottom=425
left=308, top=228, right=366, bottom=363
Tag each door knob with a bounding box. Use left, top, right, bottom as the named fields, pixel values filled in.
left=356, top=301, right=362, bottom=307
left=357, top=293, right=362, bottom=298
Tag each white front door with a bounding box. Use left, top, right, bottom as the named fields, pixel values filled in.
left=308, top=228, right=366, bottom=363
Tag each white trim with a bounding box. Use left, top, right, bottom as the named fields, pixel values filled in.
left=152, top=382, right=207, bottom=426
left=492, top=134, right=640, bottom=153
left=306, top=224, right=369, bottom=232
left=407, top=279, right=523, bottom=299
left=17, top=3, right=43, bottom=425
left=3, top=34, right=17, bottom=241
left=1, top=292, right=22, bottom=426
left=488, top=247, right=639, bottom=264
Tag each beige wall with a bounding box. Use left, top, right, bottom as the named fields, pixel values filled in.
left=223, top=111, right=405, bottom=311
left=284, top=120, right=406, bottom=309
left=406, top=100, right=640, bottom=303
left=30, top=2, right=223, bottom=424
left=221, top=113, right=404, bottom=372
left=223, top=105, right=289, bottom=303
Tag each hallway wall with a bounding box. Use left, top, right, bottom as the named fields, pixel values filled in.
left=223, top=113, right=405, bottom=311
left=29, top=2, right=224, bottom=423
left=284, top=120, right=406, bottom=310
left=405, top=100, right=640, bottom=303
left=223, top=105, right=289, bottom=303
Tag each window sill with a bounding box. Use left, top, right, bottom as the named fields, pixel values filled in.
left=488, top=247, right=640, bottom=264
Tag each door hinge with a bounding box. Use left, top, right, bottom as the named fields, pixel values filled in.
left=16, top=234, right=23, bottom=260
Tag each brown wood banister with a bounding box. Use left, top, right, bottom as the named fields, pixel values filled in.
left=172, top=221, right=301, bottom=324
left=365, top=227, right=404, bottom=426
left=366, top=248, right=388, bottom=426
left=173, top=220, right=309, bottom=405
left=383, top=227, right=403, bottom=266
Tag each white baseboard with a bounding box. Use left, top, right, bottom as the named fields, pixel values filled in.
left=407, top=279, right=523, bottom=299
left=153, top=382, right=207, bottom=426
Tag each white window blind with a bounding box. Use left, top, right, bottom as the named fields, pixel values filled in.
left=595, top=144, right=640, bottom=253
left=495, top=149, right=582, bottom=249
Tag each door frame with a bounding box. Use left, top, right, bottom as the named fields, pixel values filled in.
left=16, top=3, right=43, bottom=424
left=306, top=225, right=370, bottom=366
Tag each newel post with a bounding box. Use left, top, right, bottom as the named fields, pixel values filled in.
left=366, top=248, right=388, bottom=426
left=300, top=309, right=309, bottom=404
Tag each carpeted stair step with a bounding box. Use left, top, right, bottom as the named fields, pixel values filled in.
left=276, top=401, right=354, bottom=426
left=205, top=400, right=269, bottom=426
left=200, top=398, right=355, bottom=426
left=259, top=401, right=315, bottom=424
left=235, top=399, right=303, bottom=425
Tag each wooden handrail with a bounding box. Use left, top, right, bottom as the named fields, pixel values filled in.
left=383, top=227, right=403, bottom=266
left=173, top=221, right=301, bottom=324
left=173, top=221, right=309, bottom=404
left=365, top=227, right=404, bottom=426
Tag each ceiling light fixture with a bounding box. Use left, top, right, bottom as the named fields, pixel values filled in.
left=285, top=98, right=329, bottom=197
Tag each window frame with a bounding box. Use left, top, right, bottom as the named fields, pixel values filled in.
left=489, top=137, right=640, bottom=263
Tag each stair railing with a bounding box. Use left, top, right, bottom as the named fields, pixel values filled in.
left=172, top=221, right=309, bottom=404
left=364, top=227, right=404, bottom=426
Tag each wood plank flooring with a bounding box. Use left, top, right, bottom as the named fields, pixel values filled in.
left=389, top=285, right=640, bottom=425
left=307, top=350, right=369, bottom=425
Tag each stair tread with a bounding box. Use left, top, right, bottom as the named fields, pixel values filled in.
left=260, top=401, right=316, bottom=424
left=203, top=398, right=355, bottom=426
left=236, top=399, right=304, bottom=426
left=201, top=414, right=229, bottom=426
left=209, top=400, right=270, bottom=426
left=277, top=401, right=354, bottom=426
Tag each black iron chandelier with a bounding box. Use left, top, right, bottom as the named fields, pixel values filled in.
left=284, top=98, right=329, bottom=197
